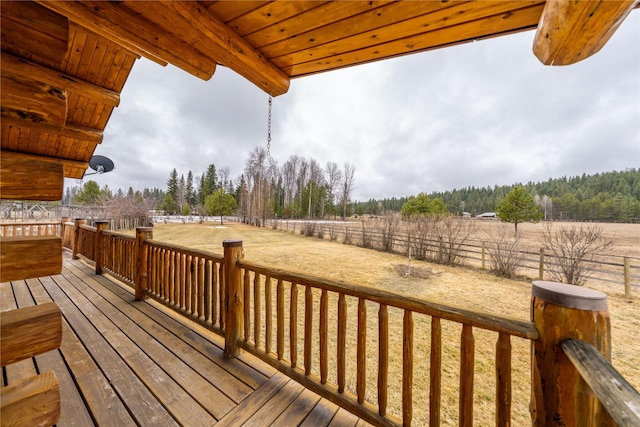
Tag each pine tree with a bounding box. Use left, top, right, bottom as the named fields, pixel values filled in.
left=496, top=186, right=543, bottom=233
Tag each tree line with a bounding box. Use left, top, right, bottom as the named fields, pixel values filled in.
left=355, top=169, right=640, bottom=223
left=65, top=146, right=358, bottom=224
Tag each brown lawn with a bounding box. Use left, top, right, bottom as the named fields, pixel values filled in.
left=145, top=221, right=639, bottom=426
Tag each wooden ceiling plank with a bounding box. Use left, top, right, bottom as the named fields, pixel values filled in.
left=0, top=2, right=69, bottom=65
left=227, top=1, right=330, bottom=37
left=204, top=1, right=268, bottom=22
left=69, top=97, right=89, bottom=125
left=533, top=0, right=638, bottom=65
left=268, top=1, right=537, bottom=62
left=76, top=31, right=99, bottom=81
left=1, top=119, right=103, bottom=146
left=247, top=0, right=397, bottom=50
left=1, top=52, right=120, bottom=107
left=0, top=151, right=64, bottom=201
left=133, top=1, right=289, bottom=96
left=110, top=52, right=138, bottom=94
left=0, top=72, right=67, bottom=131
left=64, top=24, right=88, bottom=76
left=282, top=3, right=544, bottom=77
left=84, top=33, right=108, bottom=83
left=37, top=1, right=216, bottom=81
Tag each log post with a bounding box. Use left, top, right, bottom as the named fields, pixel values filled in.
left=94, top=221, right=109, bottom=275
left=531, top=280, right=612, bottom=427
left=481, top=241, right=486, bottom=270
left=623, top=257, right=631, bottom=299
left=223, top=240, right=244, bottom=358
left=60, top=216, right=69, bottom=238
left=72, top=218, right=86, bottom=260
left=538, top=248, right=545, bottom=280
left=134, top=227, right=153, bottom=301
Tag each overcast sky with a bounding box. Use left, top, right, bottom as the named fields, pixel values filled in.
left=80, top=12, right=639, bottom=201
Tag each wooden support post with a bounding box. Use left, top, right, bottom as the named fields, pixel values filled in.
left=223, top=240, right=244, bottom=358
left=72, top=218, right=86, bottom=260
left=531, top=280, right=612, bottom=427
left=134, top=227, right=153, bottom=301
left=94, top=221, right=109, bottom=275
left=538, top=248, right=545, bottom=280
left=481, top=242, right=486, bottom=270
left=624, top=257, right=631, bottom=299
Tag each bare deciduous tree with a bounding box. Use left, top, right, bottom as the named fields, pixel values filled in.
left=432, top=215, right=475, bottom=266
left=340, top=163, right=356, bottom=219
left=542, top=223, right=613, bottom=286
left=486, top=224, right=523, bottom=279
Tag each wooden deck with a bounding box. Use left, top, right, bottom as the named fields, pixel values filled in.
left=1, top=253, right=370, bottom=426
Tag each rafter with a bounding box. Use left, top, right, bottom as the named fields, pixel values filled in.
left=1, top=52, right=120, bottom=107
left=36, top=1, right=216, bottom=81
left=149, top=1, right=290, bottom=96
left=533, top=0, right=638, bottom=65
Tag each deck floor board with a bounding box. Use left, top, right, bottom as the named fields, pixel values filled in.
left=1, top=254, right=370, bottom=426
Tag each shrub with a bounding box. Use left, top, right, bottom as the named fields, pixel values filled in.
left=431, top=215, right=474, bottom=266
left=302, top=222, right=316, bottom=237
left=486, top=225, right=523, bottom=279
left=542, top=223, right=613, bottom=286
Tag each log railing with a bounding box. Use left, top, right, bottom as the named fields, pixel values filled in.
left=55, top=223, right=640, bottom=426
left=100, top=230, right=136, bottom=285
left=0, top=221, right=61, bottom=237
left=145, top=239, right=226, bottom=334
left=75, top=224, right=97, bottom=261
left=233, top=249, right=539, bottom=426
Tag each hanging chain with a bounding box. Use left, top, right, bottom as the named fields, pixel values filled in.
left=267, top=96, right=272, bottom=156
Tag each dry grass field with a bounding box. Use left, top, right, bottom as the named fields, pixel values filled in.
left=145, top=221, right=638, bottom=425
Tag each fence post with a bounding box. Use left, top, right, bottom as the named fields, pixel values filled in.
left=223, top=240, right=244, bottom=358
left=624, top=257, right=631, bottom=298
left=60, top=216, right=69, bottom=238
left=530, top=280, right=612, bottom=427
left=538, top=248, right=545, bottom=280
left=134, top=227, right=153, bottom=301
left=94, top=221, right=109, bottom=275
left=72, top=218, right=86, bottom=260
left=481, top=241, right=486, bottom=270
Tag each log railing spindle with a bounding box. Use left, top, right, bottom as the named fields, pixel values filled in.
left=460, top=324, right=475, bottom=427
left=277, top=279, right=284, bottom=360
left=429, top=317, right=442, bottom=427
left=265, top=277, right=272, bottom=353
left=403, top=310, right=413, bottom=426
left=320, top=289, right=328, bottom=384
left=304, top=285, right=313, bottom=375
left=243, top=269, right=251, bottom=341
left=496, top=332, right=512, bottom=427
left=378, top=304, right=388, bottom=417
left=357, top=298, right=367, bottom=404
left=290, top=283, right=298, bottom=368
left=337, top=293, right=346, bottom=393
left=254, top=272, right=261, bottom=347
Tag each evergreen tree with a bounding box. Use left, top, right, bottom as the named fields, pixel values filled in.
left=496, top=186, right=542, bottom=232
left=205, top=188, right=236, bottom=225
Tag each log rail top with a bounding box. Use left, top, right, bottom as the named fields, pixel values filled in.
left=1, top=1, right=638, bottom=191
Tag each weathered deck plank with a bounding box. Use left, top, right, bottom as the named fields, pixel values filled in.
left=1, top=255, right=370, bottom=426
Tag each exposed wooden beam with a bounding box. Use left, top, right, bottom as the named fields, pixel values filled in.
left=1, top=72, right=68, bottom=130
left=0, top=150, right=88, bottom=179
left=0, top=236, right=63, bottom=282
left=0, top=303, right=62, bottom=366
left=1, top=51, right=121, bottom=107
left=0, top=1, right=69, bottom=65
left=136, top=1, right=290, bottom=96
left=1, top=117, right=103, bottom=145
left=36, top=1, right=217, bottom=80
left=0, top=151, right=64, bottom=201
left=533, top=0, right=638, bottom=65
left=0, top=371, right=61, bottom=427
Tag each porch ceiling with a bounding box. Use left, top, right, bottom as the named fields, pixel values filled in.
left=1, top=1, right=637, bottom=185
